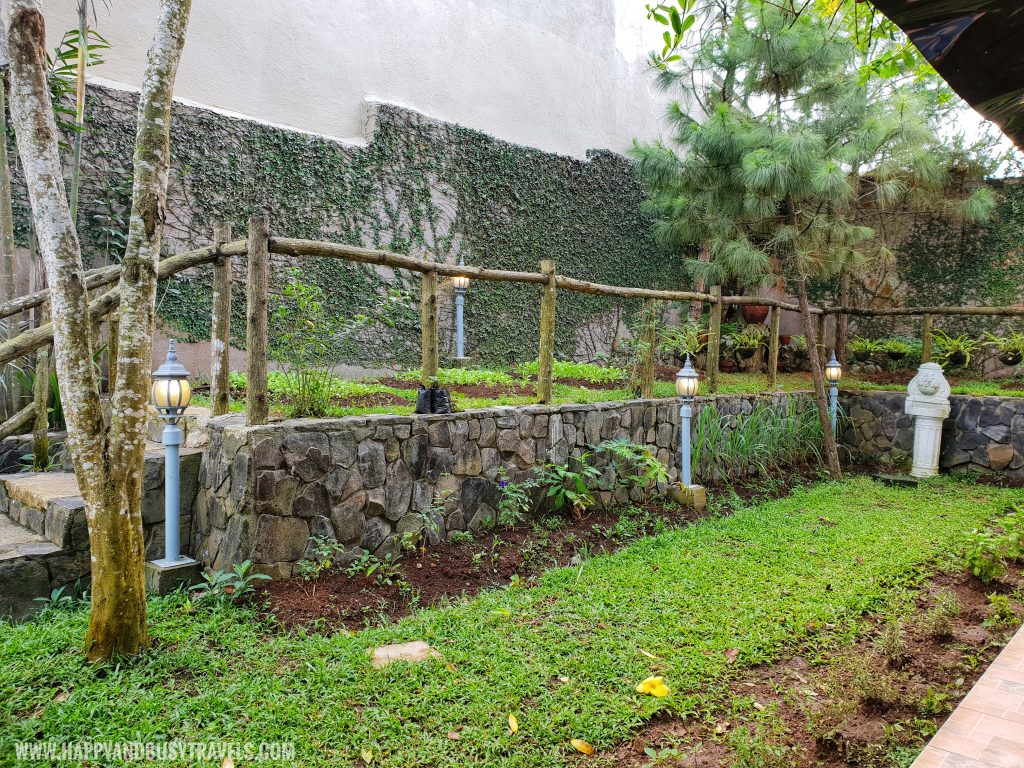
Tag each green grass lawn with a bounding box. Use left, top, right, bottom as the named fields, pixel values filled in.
left=3, top=477, right=1020, bottom=767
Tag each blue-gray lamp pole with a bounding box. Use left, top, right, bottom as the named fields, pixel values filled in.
left=826, top=350, right=842, bottom=434
left=453, top=273, right=470, bottom=364
left=151, top=340, right=192, bottom=565
left=676, top=355, right=699, bottom=487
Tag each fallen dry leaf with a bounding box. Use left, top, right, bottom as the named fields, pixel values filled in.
left=360, top=748, right=374, bottom=764
left=508, top=714, right=519, bottom=734
left=639, top=649, right=658, bottom=659
left=571, top=738, right=596, bottom=755
left=724, top=648, right=739, bottom=663
left=558, top=676, right=570, bottom=683
left=446, top=731, right=461, bottom=741
left=221, top=758, right=234, bottom=768
left=714, top=722, right=729, bottom=734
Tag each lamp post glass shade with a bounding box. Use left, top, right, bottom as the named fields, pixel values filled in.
left=453, top=275, right=470, bottom=290
left=676, top=355, right=700, bottom=399
left=825, top=351, right=842, bottom=382
left=152, top=339, right=191, bottom=421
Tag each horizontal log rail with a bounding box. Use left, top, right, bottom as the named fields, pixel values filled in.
left=0, top=402, right=34, bottom=441
left=825, top=304, right=1024, bottom=317
left=0, top=262, right=121, bottom=320
left=0, top=240, right=245, bottom=367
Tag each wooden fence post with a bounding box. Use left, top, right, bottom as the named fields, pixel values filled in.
left=706, top=285, right=722, bottom=394
left=537, top=260, right=557, bottom=403
left=246, top=214, right=269, bottom=426
left=210, top=222, right=233, bottom=416
left=639, top=298, right=656, bottom=399
left=921, top=313, right=933, bottom=363
left=420, top=269, right=439, bottom=384
left=767, top=305, right=780, bottom=390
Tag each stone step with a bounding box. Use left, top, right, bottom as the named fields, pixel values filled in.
left=0, top=471, right=87, bottom=549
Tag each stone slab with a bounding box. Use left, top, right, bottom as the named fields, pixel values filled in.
left=370, top=640, right=442, bottom=668
left=668, top=483, right=707, bottom=511
left=5, top=472, right=81, bottom=511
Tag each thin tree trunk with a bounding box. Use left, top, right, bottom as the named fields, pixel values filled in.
left=68, top=0, right=87, bottom=223
left=30, top=228, right=48, bottom=467
left=796, top=276, right=841, bottom=480
left=0, top=66, right=18, bottom=421
left=836, top=268, right=850, bottom=366
left=8, top=0, right=193, bottom=661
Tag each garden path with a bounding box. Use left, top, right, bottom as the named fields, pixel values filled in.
left=912, top=622, right=1024, bottom=767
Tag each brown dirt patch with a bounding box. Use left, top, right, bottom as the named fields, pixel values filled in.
left=612, top=564, right=1024, bottom=767
left=259, top=468, right=824, bottom=631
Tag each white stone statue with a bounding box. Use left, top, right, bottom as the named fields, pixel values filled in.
left=904, top=362, right=951, bottom=478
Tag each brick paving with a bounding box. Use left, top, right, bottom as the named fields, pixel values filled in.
left=912, top=623, right=1024, bottom=767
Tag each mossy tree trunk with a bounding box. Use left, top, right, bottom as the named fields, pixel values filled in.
left=7, top=0, right=192, bottom=661
left=796, top=277, right=842, bottom=480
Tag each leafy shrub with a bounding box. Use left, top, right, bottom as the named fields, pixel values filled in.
left=448, top=530, right=474, bottom=545
left=190, top=560, right=270, bottom=606
left=343, top=551, right=403, bottom=586
left=933, top=330, right=978, bottom=369
left=269, top=269, right=408, bottom=417
left=961, top=507, right=1024, bottom=582
left=985, top=593, right=1018, bottom=628
left=877, top=619, right=908, bottom=668
left=658, top=321, right=707, bottom=358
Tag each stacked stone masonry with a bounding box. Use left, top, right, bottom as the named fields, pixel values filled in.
left=195, top=394, right=803, bottom=578
left=840, top=391, right=1024, bottom=477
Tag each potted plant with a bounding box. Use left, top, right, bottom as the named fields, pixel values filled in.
left=788, top=335, right=808, bottom=359
left=880, top=338, right=913, bottom=362
left=729, top=325, right=766, bottom=359
left=848, top=336, right=878, bottom=363
left=739, top=303, right=770, bottom=325
left=933, top=330, right=978, bottom=369
left=984, top=330, right=1024, bottom=366
left=658, top=322, right=707, bottom=362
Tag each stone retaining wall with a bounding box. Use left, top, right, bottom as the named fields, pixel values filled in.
left=839, top=391, right=1024, bottom=477
left=194, top=394, right=808, bottom=578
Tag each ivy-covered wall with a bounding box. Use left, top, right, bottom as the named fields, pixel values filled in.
left=45, top=86, right=681, bottom=368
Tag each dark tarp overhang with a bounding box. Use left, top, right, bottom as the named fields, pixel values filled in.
left=870, top=0, right=1024, bottom=150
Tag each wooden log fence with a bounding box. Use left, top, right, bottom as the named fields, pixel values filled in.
left=638, top=298, right=656, bottom=400
left=5, top=222, right=1024, bottom=441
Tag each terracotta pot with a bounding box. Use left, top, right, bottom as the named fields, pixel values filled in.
left=999, top=351, right=1023, bottom=366
left=740, top=304, right=770, bottom=324
left=719, top=358, right=737, bottom=372
left=778, top=335, right=792, bottom=346
left=853, top=350, right=871, bottom=362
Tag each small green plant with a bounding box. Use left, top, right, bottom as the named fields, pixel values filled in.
left=985, top=593, right=1018, bottom=628
left=849, top=656, right=903, bottom=710
left=983, top=330, right=1024, bottom=358
left=933, top=330, right=979, bottom=369
left=594, top=438, right=669, bottom=501
left=189, top=560, right=270, bottom=606
left=880, top=338, right=914, bottom=358
left=448, top=530, right=474, bottom=545
left=343, top=551, right=404, bottom=586
left=296, top=535, right=346, bottom=586
left=33, top=586, right=76, bottom=614
left=400, top=509, right=441, bottom=552
left=920, top=590, right=960, bottom=640
left=517, top=359, right=628, bottom=385
left=728, top=716, right=794, bottom=768
left=962, top=528, right=1008, bottom=582
left=535, top=458, right=599, bottom=515
left=496, top=468, right=536, bottom=528
left=918, top=687, right=951, bottom=717
left=877, top=618, right=908, bottom=668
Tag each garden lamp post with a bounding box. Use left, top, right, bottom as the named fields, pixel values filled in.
left=825, top=351, right=842, bottom=434
left=669, top=355, right=705, bottom=509
left=453, top=273, right=470, bottom=363
left=151, top=339, right=193, bottom=566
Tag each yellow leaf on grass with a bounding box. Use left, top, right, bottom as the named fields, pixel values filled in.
left=635, top=676, right=664, bottom=694
left=571, top=738, right=595, bottom=755
left=508, top=714, right=519, bottom=734
left=360, top=748, right=374, bottom=763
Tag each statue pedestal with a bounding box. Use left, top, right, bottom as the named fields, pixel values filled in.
left=904, top=363, right=951, bottom=479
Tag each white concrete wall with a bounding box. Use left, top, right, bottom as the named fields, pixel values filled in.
left=40, top=0, right=668, bottom=158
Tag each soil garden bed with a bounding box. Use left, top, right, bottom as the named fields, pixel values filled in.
left=378, top=377, right=536, bottom=399
left=614, top=562, right=1024, bottom=767
left=260, top=469, right=825, bottom=631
